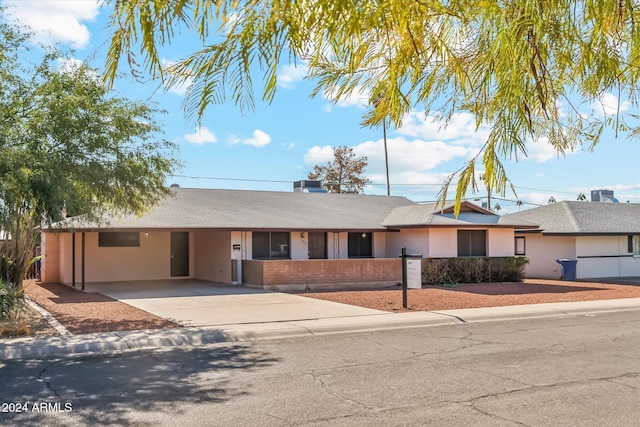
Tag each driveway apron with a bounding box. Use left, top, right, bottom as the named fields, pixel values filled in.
left=87, top=280, right=385, bottom=327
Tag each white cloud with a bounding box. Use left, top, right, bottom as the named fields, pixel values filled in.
left=356, top=137, right=469, bottom=173
left=590, top=92, right=630, bottom=116
left=302, top=137, right=469, bottom=188
left=4, top=0, right=100, bottom=49
left=398, top=111, right=491, bottom=144
left=303, top=145, right=334, bottom=165
left=228, top=130, right=271, bottom=147
left=524, top=138, right=564, bottom=163
left=184, top=127, right=217, bottom=145
left=323, top=85, right=370, bottom=110
left=244, top=130, right=271, bottom=147
left=399, top=110, right=580, bottom=165
left=277, top=63, right=308, bottom=89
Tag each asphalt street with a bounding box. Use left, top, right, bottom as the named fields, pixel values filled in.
left=2, top=310, right=640, bottom=426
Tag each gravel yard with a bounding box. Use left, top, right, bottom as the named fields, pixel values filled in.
left=296, top=279, right=640, bottom=312
left=22, top=281, right=179, bottom=335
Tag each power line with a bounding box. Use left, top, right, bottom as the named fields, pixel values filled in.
left=170, top=175, right=292, bottom=184
left=170, top=174, right=639, bottom=201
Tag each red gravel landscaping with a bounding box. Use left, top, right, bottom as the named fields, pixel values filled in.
left=295, top=279, right=640, bottom=312
left=23, top=281, right=180, bottom=334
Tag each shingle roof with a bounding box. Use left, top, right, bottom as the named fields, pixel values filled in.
left=505, top=201, right=640, bottom=234
left=383, top=201, right=538, bottom=228
left=55, top=187, right=416, bottom=231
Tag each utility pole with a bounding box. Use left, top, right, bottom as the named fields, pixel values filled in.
left=383, top=120, right=390, bottom=196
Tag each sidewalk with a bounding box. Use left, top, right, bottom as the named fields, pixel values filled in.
left=3, top=297, right=640, bottom=360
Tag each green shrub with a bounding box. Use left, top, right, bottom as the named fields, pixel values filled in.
left=422, top=257, right=529, bottom=285
left=0, top=279, right=24, bottom=319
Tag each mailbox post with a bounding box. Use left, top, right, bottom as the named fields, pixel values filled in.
left=399, top=247, right=423, bottom=308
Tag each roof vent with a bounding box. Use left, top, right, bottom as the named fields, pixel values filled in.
left=170, top=183, right=180, bottom=188
left=591, top=189, right=618, bottom=203
left=293, top=180, right=327, bottom=193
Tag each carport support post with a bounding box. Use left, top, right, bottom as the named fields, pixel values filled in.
left=71, top=231, right=76, bottom=288
left=81, top=232, right=85, bottom=291
left=401, top=247, right=408, bottom=308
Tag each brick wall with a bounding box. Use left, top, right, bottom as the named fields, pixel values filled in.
left=242, top=259, right=403, bottom=288
left=242, top=260, right=265, bottom=286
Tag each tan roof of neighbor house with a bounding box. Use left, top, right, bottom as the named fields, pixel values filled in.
left=383, top=201, right=539, bottom=229
left=52, top=187, right=417, bottom=232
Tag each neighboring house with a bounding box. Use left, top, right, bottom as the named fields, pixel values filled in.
left=40, top=186, right=537, bottom=290
left=506, top=201, right=640, bottom=280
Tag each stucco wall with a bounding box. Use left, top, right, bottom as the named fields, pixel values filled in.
left=373, top=232, right=386, bottom=258
left=519, top=234, right=576, bottom=279
left=193, top=230, right=232, bottom=283
left=57, top=231, right=186, bottom=284
left=576, top=236, right=640, bottom=278
left=385, top=229, right=429, bottom=258
left=429, top=229, right=457, bottom=257
left=487, top=228, right=514, bottom=256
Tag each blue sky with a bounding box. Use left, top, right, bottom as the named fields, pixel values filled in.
left=4, top=0, right=640, bottom=213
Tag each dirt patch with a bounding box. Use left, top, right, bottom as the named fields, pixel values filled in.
left=22, top=281, right=180, bottom=335
left=296, top=279, right=640, bottom=312
left=0, top=300, right=59, bottom=338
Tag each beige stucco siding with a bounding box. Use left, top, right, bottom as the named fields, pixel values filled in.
left=520, top=234, right=575, bottom=279
left=57, top=231, right=179, bottom=284
left=487, top=228, right=514, bottom=256
left=575, top=236, right=640, bottom=279
left=429, top=229, right=457, bottom=257
left=373, top=232, right=386, bottom=258
left=385, top=229, right=429, bottom=258
left=193, top=231, right=232, bottom=283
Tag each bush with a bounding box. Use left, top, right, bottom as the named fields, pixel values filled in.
left=422, top=257, right=529, bottom=285
left=0, top=279, right=24, bottom=319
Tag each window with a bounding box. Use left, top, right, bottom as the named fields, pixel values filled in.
left=98, top=232, right=140, bottom=247
left=252, top=232, right=290, bottom=259
left=515, top=236, right=526, bottom=255
left=457, top=230, right=486, bottom=257
left=629, top=235, right=640, bottom=256
left=348, top=232, right=373, bottom=258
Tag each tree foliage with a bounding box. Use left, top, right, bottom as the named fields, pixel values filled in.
left=0, top=17, right=179, bottom=286
left=308, top=146, right=371, bottom=193
left=104, top=0, right=640, bottom=212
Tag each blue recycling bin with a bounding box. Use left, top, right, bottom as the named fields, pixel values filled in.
left=556, top=259, right=578, bottom=281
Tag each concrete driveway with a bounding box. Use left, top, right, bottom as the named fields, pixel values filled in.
left=86, top=280, right=385, bottom=327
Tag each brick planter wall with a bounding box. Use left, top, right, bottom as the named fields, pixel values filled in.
left=242, top=258, right=403, bottom=290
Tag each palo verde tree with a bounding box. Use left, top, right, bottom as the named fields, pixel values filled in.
left=308, top=146, right=371, bottom=193
left=0, top=18, right=179, bottom=288
left=104, top=0, right=640, bottom=212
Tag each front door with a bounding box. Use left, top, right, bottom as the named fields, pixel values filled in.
left=171, top=232, right=189, bottom=277
left=308, top=232, right=327, bottom=259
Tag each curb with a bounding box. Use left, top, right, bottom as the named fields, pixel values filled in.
left=3, top=298, right=640, bottom=360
